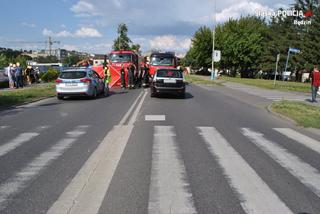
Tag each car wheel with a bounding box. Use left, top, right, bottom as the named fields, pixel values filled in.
left=57, top=95, right=64, bottom=100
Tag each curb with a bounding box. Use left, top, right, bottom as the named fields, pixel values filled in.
left=266, top=102, right=298, bottom=125
left=0, top=96, right=55, bottom=112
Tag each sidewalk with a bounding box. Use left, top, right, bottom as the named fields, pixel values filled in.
left=199, top=75, right=320, bottom=106
left=0, top=83, right=50, bottom=91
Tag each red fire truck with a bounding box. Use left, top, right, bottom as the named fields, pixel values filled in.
left=148, top=52, right=178, bottom=77
left=92, top=50, right=139, bottom=88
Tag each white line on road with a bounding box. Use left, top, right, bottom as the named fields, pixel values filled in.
left=198, top=127, right=292, bottom=214
left=128, top=91, right=148, bottom=125
left=119, top=91, right=144, bottom=125
left=48, top=92, right=148, bottom=214
left=145, top=115, right=166, bottom=121
left=148, top=126, right=196, bottom=214
left=242, top=128, right=320, bottom=198
left=0, top=126, right=10, bottom=130
left=0, top=126, right=88, bottom=211
left=0, top=133, right=39, bottom=158
left=274, top=128, right=320, bottom=155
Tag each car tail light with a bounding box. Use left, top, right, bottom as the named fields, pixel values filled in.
left=55, top=79, right=62, bottom=84
left=80, top=78, right=92, bottom=83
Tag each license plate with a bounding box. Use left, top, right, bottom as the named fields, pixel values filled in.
left=164, top=79, right=176, bottom=83
left=66, top=83, right=78, bottom=86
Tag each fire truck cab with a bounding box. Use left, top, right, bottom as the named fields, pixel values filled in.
left=107, top=50, right=139, bottom=88
left=148, top=52, right=177, bottom=77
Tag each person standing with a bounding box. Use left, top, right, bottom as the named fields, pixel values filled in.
left=15, top=62, right=23, bottom=88
left=11, top=64, right=17, bottom=88
left=25, top=66, right=33, bottom=85
left=103, top=63, right=111, bottom=96
left=128, top=63, right=135, bottom=89
left=310, top=65, right=320, bottom=103
left=6, top=63, right=14, bottom=88
left=120, top=64, right=126, bottom=89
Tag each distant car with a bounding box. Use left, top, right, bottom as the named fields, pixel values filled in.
left=282, top=71, right=291, bottom=81
left=150, top=68, right=185, bottom=98
left=55, top=68, right=105, bottom=100
left=0, top=69, right=9, bottom=88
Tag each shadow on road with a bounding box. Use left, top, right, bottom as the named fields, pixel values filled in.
left=154, top=92, right=193, bottom=100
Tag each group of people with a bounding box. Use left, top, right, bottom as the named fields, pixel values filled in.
left=118, top=63, right=150, bottom=90
left=4, top=63, right=38, bottom=89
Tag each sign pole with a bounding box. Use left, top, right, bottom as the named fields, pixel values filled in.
left=274, top=53, right=280, bottom=86
left=211, top=0, right=216, bottom=80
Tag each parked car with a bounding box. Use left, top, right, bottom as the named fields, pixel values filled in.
left=150, top=68, right=185, bottom=98
left=55, top=68, right=105, bottom=100
left=0, top=69, right=9, bottom=88
left=282, top=71, right=292, bottom=81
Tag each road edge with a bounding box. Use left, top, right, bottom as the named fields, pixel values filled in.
left=266, top=102, right=320, bottom=137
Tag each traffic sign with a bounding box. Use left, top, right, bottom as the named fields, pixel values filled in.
left=289, top=48, right=300, bottom=54
left=213, top=50, right=221, bottom=62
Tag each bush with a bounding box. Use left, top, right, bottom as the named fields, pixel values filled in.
left=41, top=68, right=59, bottom=82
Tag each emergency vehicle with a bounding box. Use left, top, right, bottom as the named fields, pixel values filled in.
left=148, top=52, right=178, bottom=77
left=92, top=50, right=139, bottom=88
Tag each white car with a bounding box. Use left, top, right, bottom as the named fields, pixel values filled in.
left=55, top=68, right=105, bottom=100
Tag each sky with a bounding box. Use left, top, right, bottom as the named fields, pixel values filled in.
left=0, top=0, right=293, bottom=55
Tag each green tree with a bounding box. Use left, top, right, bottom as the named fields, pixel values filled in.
left=15, top=55, right=32, bottom=68
left=63, top=54, right=82, bottom=66
left=215, top=17, right=268, bottom=77
left=0, top=53, right=8, bottom=68
left=36, top=55, right=59, bottom=63
left=113, top=23, right=132, bottom=50
left=184, top=26, right=213, bottom=69
left=131, top=43, right=141, bottom=55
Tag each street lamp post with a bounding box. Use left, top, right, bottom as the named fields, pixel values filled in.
left=211, top=0, right=216, bottom=80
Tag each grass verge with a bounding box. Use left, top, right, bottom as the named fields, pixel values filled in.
left=271, top=100, right=320, bottom=128
left=221, top=76, right=310, bottom=93
left=0, top=84, right=56, bottom=108
left=185, top=75, right=221, bottom=86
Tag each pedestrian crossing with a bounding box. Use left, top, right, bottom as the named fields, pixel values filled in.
left=0, top=124, right=319, bottom=213
left=0, top=125, right=89, bottom=211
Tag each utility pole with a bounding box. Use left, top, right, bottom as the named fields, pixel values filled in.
left=211, top=0, right=216, bottom=80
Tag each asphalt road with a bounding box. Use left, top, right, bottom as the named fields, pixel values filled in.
left=0, top=83, right=320, bottom=214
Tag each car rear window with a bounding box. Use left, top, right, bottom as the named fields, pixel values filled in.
left=60, top=71, right=86, bottom=79
left=157, top=70, right=182, bottom=78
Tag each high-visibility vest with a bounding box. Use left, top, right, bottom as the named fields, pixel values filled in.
left=104, top=67, right=111, bottom=83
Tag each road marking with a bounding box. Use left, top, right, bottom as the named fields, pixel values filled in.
left=0, top=126, right=88, bottom=211
left=128, top=91, right=148, bottom=125
left=148, top=126, right=196, bottom=214
left=242, top=128, right=320, bottom=198
left=274, top=128, right=320, bottom=155
left=198, top=127, right=292, bottom=214
left=119, top=91, right=144, bottom=125
left=0, top=126, right=10, bottom=130
left=145, top=115, right=166, bottom=121
left=48, top=92, right=147, bottom=214
left=0, top=133, right=39, bottom=158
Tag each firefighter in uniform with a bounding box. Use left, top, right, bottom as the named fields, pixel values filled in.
left=120, top=64, right=126, bottom=89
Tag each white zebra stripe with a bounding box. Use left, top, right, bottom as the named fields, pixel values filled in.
left=198, top=127, right=292, bottom=214
left=242, top=128, right=320, bottom=198
left=149, top=126, right=196, bottom=214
